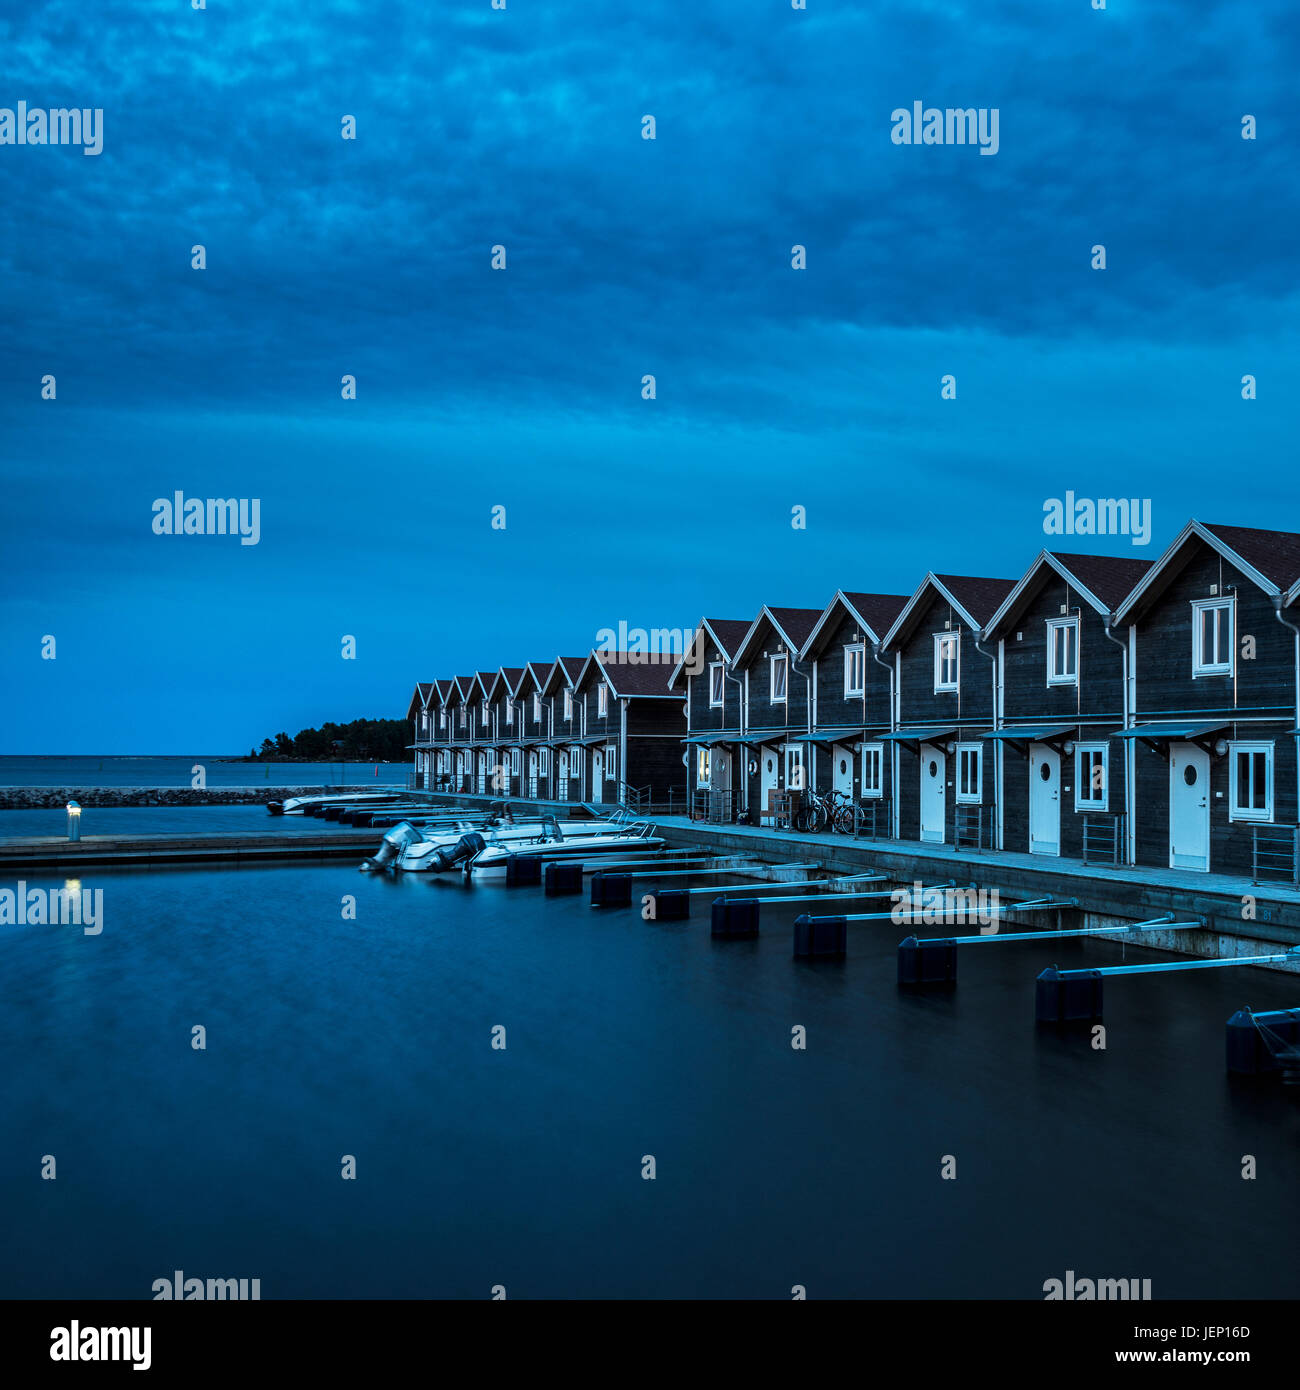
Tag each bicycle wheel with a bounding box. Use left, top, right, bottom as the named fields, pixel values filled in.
left=833, top=804, right=855, bottom=835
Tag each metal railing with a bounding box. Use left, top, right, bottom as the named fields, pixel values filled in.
left=1082, top=813, right=1126, bottom=867
left=1251, top=824, right=1300, bottom=886
left=953, top=804, right=987, bottom=851
left=851, top=798, right=890, bottom=840
left=692, top=788, right=733, bottom=824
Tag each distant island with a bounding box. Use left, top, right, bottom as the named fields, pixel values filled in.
left=242, top=718, right=407, bottom=763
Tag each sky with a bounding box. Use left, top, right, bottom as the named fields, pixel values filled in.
left=1, top=0, right=1297, bottom=753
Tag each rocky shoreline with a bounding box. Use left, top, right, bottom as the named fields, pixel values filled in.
left=0, top=785, right=361, bottom=810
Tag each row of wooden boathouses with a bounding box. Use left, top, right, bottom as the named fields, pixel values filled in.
left=408, top=519, right=1300, bottom=881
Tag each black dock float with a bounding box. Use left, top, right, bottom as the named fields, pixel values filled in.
left=1035, top=966, right=1105, bottom=1025
left=897, top=935, right=958, bottom=986
left=544, top=861, right=584, bottom=896
left=505, top=855, right=542, bottom=887
left=712, top=897, right=760, bottom=939
left=793, top=913, right=847, bottom=959
left=649, top=888, right=691, bottom=921
left=1226, top=1007, right=1300, bottom=1076
left=590, top=872, right=632, bottom=908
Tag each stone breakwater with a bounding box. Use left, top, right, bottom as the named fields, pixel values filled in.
left=0, top=785, right=362, bottom=810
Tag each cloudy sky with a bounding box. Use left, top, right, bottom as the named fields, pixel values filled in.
left=1, top=0, right=1296, bottom=752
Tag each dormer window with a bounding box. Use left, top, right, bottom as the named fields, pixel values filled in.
left=1047, top=618, right=1078, bottom=686
left=709, top=662, right=724, bottom=707
left=934, top=634, right=959, bottom=692
left=1192, top=598, right=1233, bottom=676
left=844, top=644, right=865, bottom=698
left=770, top=654, right=787, bottom=703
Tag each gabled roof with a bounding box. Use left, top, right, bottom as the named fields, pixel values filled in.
left=433, top=679, right=454, bottom=704
left=576, top=650, right=678, bottom=699
left=512, top=661, right=554, bottom=698
left=488, top=667, right=524, bottom=701
left=451, top=675, right=477, bottom=701
left=800, top=591, right=910, bottom=659
left=732, top=605, right=824, bottom=668
left=406, top=682, right=434, bottom=719
left=541, top=656, right=589, bottom=696
left=1114, top=519, right=1300, bottom=623
left=667, top=617, right=753, bottom=689
left=472, top=671, right=495, bottom=700
left=984, top=550, right=1153, bottom=637
left=881, top=573, right=1016, bottom=649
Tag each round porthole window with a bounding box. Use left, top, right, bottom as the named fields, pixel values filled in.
left=1039, top=763, right=1052, bottom=781
left=928, top=760, right=938, bottom=778
left=839, top=759, right=848, bottom=774
left=765, top=759, right=774, bottom=774
left=1183, top=764, right=1198, bottom=787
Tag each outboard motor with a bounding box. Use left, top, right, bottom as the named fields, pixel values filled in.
left=361, top=820, right=425, bottom=873
left=427, top=831, right=487, bottom=874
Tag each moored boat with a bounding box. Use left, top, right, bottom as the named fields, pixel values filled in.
left=465, top=820, right=665, bottom=877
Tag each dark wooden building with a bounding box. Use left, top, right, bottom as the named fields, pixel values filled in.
left=541, top=656, right=588, bottom=801
left=1112, top=520, right=1300, bottom=875
left=730, top=606, right=823, bottom=825
left=982, top=551, right=1152, bottom=860
left=879, top=574, right=1016, bottom=846
left=508, top=661, right=554, bottom=799
left=668, top=616, right=752, bottom=820
left=406, top=682, right=435, bottom=790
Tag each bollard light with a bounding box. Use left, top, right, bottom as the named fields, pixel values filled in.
left=66, top=800, right=81, bottom=842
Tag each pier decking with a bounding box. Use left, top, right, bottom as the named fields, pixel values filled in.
left=0, top=830, right=377, bottom=869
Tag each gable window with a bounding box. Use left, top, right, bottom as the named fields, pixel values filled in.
left=956, top=744, right=981, bottom=803
left=844, top=644, right=865, bottom=698
left=439, top=709, right=446, bottom=729
left=564, top=689, right=573, bottom=720
left=1074, top=744, right=1108, bottom=811
left=1230, top=742, right=1273, bottom=822
left=709, top=662, right=724, bottom=707
left=481, top=703, right=489, bottom=727
left=532, top=692, right=542, bottom=722
left=861, top=743, right=883, bottom=798
left=459, top=706, right=466, bottom=728
left=505, top=700, right=513, bottom=726
left=1192, top=598, right=1234, bottom=676
left=598, top=684, right=609, bottom=717
left=696, top=747, right=711, bottom=787
left=1047, top=618, right=1079, bottom=686
left=770, top=654, right=788, bottom=703
left=934, top=633, right=959, bottom=692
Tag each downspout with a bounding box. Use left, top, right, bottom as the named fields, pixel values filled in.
left=972, top=632, right=999, bottom=850
left=871, top=642, right=896, bottom=837
left=789, top=652, right=814, bottom=795
left=1102, top=618, right=1131, bottom=865
left=724, top=661, right=745, bottom=818
left=1272, top=598, right=1300, bottom=867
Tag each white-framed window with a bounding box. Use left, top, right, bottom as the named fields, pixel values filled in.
left=956, top=743, right=981, bottom=803
left=844, top=644, right=865, bottom=697
left=696, top=747, right=711, bottom=786
left=785, top=742, right=804, bottom=790
left=604, top=744, right=617, bottom=778
left=481, top=703, right=489, bottom=727
left=709, top=662, right=724, bottom=707
left=459, top=706, right=467, bottom=728
left=510, top=748, right=521, bottom=776
left=1229, top=742, right=1273, bottom=822
left=861, top=743, right=883, bottom=798
left=770, top=654, right=788, bottom=703
left=1192, top=598, right=1234, bottom=676
left=934, top=633, right=959, bottom=692
left=1074, top=743, right=1108, bottom=811
left=505, top=700, right=513, bottom=726
left=532, top=692, right=542, bottom=721
left=439, top=709, right=446, bottom=729
left=564, top=689, right=573, bottom=719
left=538, top=748, right=549, bottom=775
left=1047, top=618, right=1079, bottom=686
left=598, top=684, right=609, bottom=717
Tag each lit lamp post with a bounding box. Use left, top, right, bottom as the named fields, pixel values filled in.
left=66, top=800, right=81, bottom=842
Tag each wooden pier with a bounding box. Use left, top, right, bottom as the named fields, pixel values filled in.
left=0, top=831, right=376, bottom=870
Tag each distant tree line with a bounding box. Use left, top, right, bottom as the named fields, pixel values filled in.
left=246, top=718, right=408, bottom=763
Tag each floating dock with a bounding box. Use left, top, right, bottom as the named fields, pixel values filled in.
left=0, top=831, right=378, bottom=869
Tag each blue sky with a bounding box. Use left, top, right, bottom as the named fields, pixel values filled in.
left=2, top=0, right=1297, bottom=752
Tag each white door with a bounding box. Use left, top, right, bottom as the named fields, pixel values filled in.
left=711, top=747, right=730, bottom=791
left=1170, top=742, right=1210, bottom=870
left=476, top=752, right=487, bottom=794
left=591, top=747, right=604, bottom=798
left=527, top=750, right=538, bottom=796
left=920, top=746, right=946, bottom=843
left=558, top=751, right=569, bottom=800
left=1029, top=744, right=1061, bottom=856
left=833, top=744, right=854, bottom=799
left=760, top=746, right=779, bottom=825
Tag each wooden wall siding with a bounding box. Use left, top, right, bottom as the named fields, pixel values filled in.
left=687, top=633, right=741, bottom=732
left=520, top=682, right=547, bottom=741
left=896, top=593, right=996, bottom=728
left=579, top=681, right=617, bottom=742
left=998, top=745, right=1129, bottom=857
left=814, top=609, right=893, bottom=732
left=1133, top=538, right=1294, bottom=718
left=1002, top=578, right=1125, bottom=721
left=1130, top=732, right=1297, bottom=876
left=740, top=631, right=810, bottom=737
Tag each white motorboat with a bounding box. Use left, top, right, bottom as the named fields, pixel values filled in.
left=269, top=790, right=406, bottom=816
left=362, top=807, right=628, bottom=872
left=466, top=820, right=665, bottom=877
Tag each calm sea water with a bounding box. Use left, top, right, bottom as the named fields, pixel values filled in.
left=0, top=805, right=393, bottom=840
left=0, top=756, right=410, bottom=788
left=3, top=861, right=1298, bottom=1299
